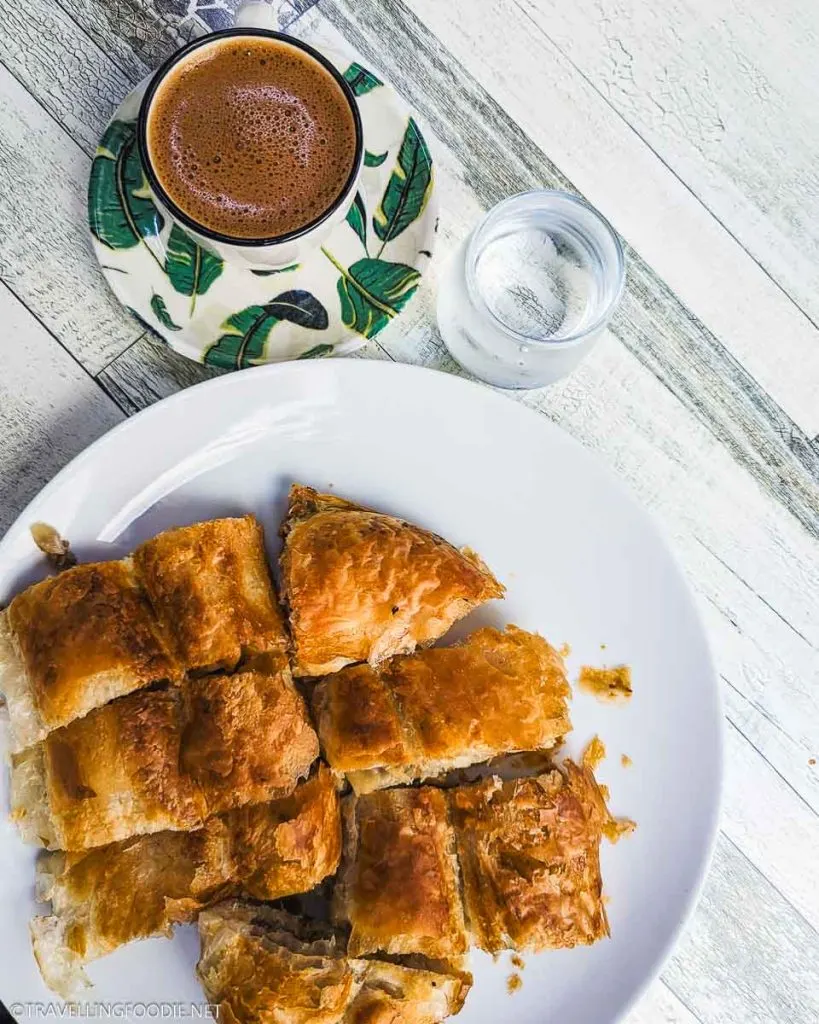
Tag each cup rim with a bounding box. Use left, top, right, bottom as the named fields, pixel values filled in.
left=464, top=189, right=626, bottom=347
left=136, top=28, right=364, bottom=248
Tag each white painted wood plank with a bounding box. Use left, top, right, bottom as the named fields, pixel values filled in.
left=663, top=835, right=819, bottom=1024
left=0, top=283, right=123, bottom=535
left=516, top=0, right=819, bottom=333
left=0, top=65, right=140, bottom=372
left=51, top=0, right=182, bottom=83
left=625, top=982, right=701, bottom=1024
left=722, top=719, right=819, bottom=931
left=0, top=0, right=132, bottom=155
left=397, top=0, right=819, bottom=437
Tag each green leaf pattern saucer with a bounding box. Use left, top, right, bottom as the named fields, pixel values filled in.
left=88, top=56, right=437, bottom=368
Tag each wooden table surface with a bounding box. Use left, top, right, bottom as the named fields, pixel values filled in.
left=1, top=0, right=818, bottom=1020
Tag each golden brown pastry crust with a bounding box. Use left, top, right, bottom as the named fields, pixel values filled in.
left=30, top=768, right=340, bottom=998
left=134, top=516, right=286, bottom=673
left=0, top=561, right=180, bottom=751
left=11, top=659, right=318, bottom=851
left=313, top=625, right=570, bottom=792
left=334, top=787, right=468, bottom=960
left=197, top=902, right=468, bottom=1024
left=226, top=765, right=341, bottom=901
left=279, top=484, right=504, bottom=676
left=448, top=761, right=611, bottom=952
left=311, top=663, right=410, bottom=777
left=180, top=658, right=319, bottom=812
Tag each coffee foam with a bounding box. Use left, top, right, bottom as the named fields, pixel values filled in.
left=147, top=37, right=357, bottom=239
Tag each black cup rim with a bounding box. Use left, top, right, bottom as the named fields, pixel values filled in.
left=136, top=28, right=364, bottom=247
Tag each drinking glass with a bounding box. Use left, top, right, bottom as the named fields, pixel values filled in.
left=437, top=190, right=625, bottom=388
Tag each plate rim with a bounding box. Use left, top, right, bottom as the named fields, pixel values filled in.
left=0, top=359, right=724, bottom=1023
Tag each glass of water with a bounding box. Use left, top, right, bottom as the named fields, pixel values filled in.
left=437, top=190, right=625, bottom=388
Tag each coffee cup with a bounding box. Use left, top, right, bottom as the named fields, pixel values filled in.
left=137, top=2, right=363, bottom=267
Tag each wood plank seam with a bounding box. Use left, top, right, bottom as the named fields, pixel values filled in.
left=47, top=4, right=145, bottom=87
left=656, top=976, right=706, bottom=1024
left=697, top=538, right=816, bottom=652
left=0, top=278, right=119, bottom=401
left=721, top=674, right=818, bottom=816
left=717, top=828, right=819, bottom=942
left=95, top=331, right=151, bottom=377
left=0, top=56, right=103, bottom=160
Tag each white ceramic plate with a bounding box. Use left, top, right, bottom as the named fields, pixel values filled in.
left=0, top=361, right=722, bottom=1024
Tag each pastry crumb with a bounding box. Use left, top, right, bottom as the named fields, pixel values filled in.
left=578, top=664, right=632, bottom=701
left=603, top=816, right=637, bottom=844
left=510, top=954, right=525, bottom=970
left=558, top=642, right=571, bottom=658
left=507, top=973, right=522, bottom=994
left=582, top=735, right=606, bottom=771
left=809, top=758, right=816, bottom=766
left=30, top=521, right=77, bottom=572
left=621, top=753, right=632, bottom=768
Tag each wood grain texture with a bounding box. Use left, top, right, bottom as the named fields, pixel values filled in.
left=625, top=984, right=700, bottom=1024
left=515, top=0, right=819, bottom=332
left=0, top=0, right=132, bottom=154
left=0, top=65, right=140, bottom=371
left=0, top=283, right=124, bottom=535
left=665, top=835, right=819, bottom=1024
left=52, top=0, right=187, bottom=82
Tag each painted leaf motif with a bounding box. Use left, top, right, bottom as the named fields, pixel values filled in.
left=298, top=343, right=335, bottom=359
left=150, top=293, right=181, bottom=331
left=164, top=224, right=223, bottom=299
left=336, top=258, right=420, bottom=338
left=364, top=150, right=388, bottom=167
left=342, top=62, right=383, bottom=96
left=265, top=290, right=329, bottom=330
left=89, top=120, right=163, bottom=249
left=373, top=119, right=432, bottom=246
left=346, top=192, right=367, bottom=247
left=204, top=290, right=329, bottom=370
left=250, top=264, right=300, bottom=276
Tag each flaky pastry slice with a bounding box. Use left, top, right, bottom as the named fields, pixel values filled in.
left=334, top=786, right=468, bottom=961
left=0, top=516, right=284, bottom=751
left=279, top=484, right=504, bottom=676
left=449, top=761, right=611, bottom=952
left=197, top=902, right=470, bottom=1024
left=133, top=515, right=287, bottom=673
left=0, top=560, right=180, bottom=752
left=313, top=625, right=570, bottom=792
left=11, top=656, right=318, bottom=851
left=30, top=768, right=340, bottom=999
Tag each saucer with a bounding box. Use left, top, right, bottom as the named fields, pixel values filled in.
left=88, top=52, right=437, bottom=368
